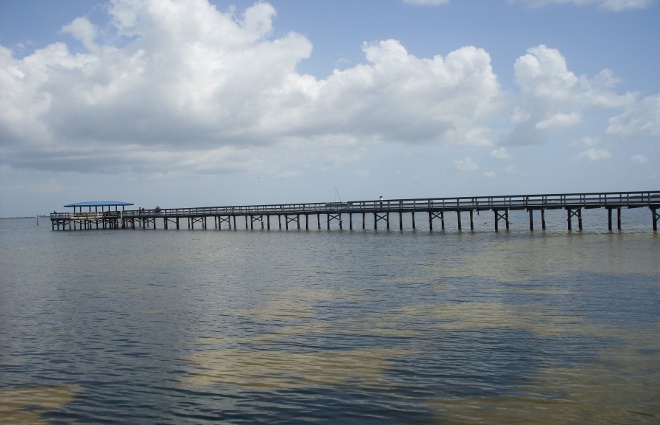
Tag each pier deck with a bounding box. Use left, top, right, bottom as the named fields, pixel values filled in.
left=51, top=191, right=660, bottom=232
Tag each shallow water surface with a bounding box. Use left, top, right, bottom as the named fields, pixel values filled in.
left=0, top=217, right=658, bottom=424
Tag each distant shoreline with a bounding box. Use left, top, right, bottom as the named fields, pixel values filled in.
left=0, top=215, right=47, bottom=220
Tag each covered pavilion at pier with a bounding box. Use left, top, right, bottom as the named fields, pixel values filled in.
left=50, top=201, right=134, bottom=230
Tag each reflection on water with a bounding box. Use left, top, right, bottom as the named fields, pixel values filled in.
left=0, top=218, right=658, bottom=423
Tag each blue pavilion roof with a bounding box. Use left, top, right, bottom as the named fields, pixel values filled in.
left=63, top=201, right=134, bottom=208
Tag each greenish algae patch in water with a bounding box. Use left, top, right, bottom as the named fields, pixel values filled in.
left=0, top=385, right=79, bottom=425
left=183, top=347, right=417, bottom=390
left=427, top=344, right=659, bottom=424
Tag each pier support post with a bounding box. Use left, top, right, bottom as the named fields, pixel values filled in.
left=374, top=212, right=389, bottom=230
left=249, top=215, right=264, bottom=230
left=528, top=209, right=545, bottom=231
left=607, top=208, right=621, bottom=231
left=285, top=215, right=299, bottom=230
left=494, top=209, right=509, bottom=232
left=567, top=208, right=582, bottom=231
left=429, top=210, right=445, bottom=231
left=327, top=213, right=340, bottom=230
left=469, top=210, right=474, bottom=231
left=541, top=209, right=546, bottom=231
left=457, top=210, right=462, bottom=231
left=411, top=212, right=416, bottom=230
left=652, top=207, right=658, bottom=231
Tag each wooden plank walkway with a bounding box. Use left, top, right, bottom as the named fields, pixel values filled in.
left=52, top=190, right=660, bottom=232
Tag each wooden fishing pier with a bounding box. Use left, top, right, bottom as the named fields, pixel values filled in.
left=51, top=191, right=660, bottom=232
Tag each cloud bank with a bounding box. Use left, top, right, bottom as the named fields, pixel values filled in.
left=0, top=0, right=656, bottom=182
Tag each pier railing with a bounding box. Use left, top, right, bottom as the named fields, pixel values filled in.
left=121, top=190, right=659, bottom=217
left=50, top=211, right=121, bottom=220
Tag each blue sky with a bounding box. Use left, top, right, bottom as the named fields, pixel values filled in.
left=0, top=0, right=658, bottom=216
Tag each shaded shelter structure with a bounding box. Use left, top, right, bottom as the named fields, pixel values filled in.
left=50, top=201, right=133, bottom=230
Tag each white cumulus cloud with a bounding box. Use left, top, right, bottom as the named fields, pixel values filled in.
left=606, top=94, right=660, bottom=139
left=535, top=112, right=581, bottom=129
left=505, top=44, right=634, bottom=145
left=630, top=154, right=647, bottom=164
left=454, top=156, right=479, bottom=171
left=0, top=0, right=502, bottom=177
left=490, top=147, right=511, bottom=159
left=60, top=17, right=98, bottom=52
left=574, top=148, right=611, bottom=161
left=0, top=0, right=655, bottom=187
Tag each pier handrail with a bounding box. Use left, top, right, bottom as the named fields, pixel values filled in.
left=50, top=211, right=121, bottom=219
left=120, top=190, right=659, bottom=218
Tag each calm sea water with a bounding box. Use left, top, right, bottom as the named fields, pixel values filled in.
left=1, top=210, right=658, bottom=424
